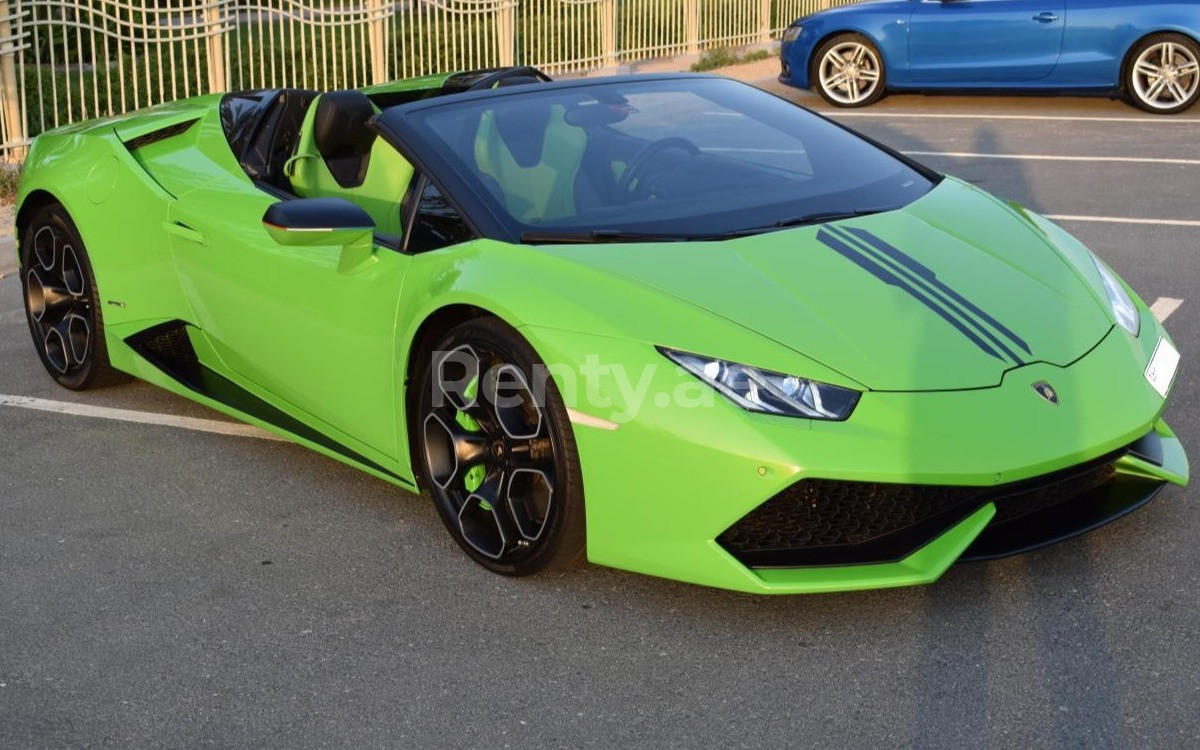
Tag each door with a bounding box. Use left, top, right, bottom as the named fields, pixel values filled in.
left=908, top=0, right=1066, bottom=83
left=167, top=181, right=409, bottom=458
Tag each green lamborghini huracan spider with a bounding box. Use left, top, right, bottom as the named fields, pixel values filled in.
left=14, top=67, right=1187, bottom=594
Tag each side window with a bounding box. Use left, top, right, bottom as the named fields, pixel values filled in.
left=404, top=175, right=474, bottom=253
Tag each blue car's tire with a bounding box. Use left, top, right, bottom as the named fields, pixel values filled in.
left=1126, top=33, right=1200, bottom=114
left=20, top=203, right=130, bottom=390
left=812, top=33, right=886, bottom=108
left=416, top=317, right=586, bottom=576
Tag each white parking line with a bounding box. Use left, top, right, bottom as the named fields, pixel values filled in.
left=1045, top=214, right=1200, bottom=228
left=0, top=394, right=283, bottom=441
left=904, top=151, right=1200, bottom=167
left=830, top=112, right=1200, bottom=125
left=1150, top=297, right=1184, bottom=322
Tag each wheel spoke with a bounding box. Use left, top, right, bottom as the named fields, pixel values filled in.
left=434, top=344, right=481, bottom=412
left=1162, top=43, right=1175, bottom=67
left=457, top=472, right=512, bottom=560
left=824, top=71, right=848, bottom=88
left=64, top=313, right=90, bottom=365
left=32, top=225, right=57, bottom=273
left=59, top=243, right=86, bottom=297
left=822, top=50, right=843, bottom=70
left=849, top=78, right=860, bottom=101
left=1177, top=61, right=1199, bottom=77
left=851, top=45, right=866, bottom=64
left=1135, top=60, right=1160, bottom=78
left=858, top=69, right=880, bottom=82
left=1146, top=76, right=1169, bottom=101
left=42, top=321, right=69, bottom=374
left=1166, top=79, right=1188, bottom=103
left=483, top=363, right=544, bottom=440
left=423, top=409, right=487, bottom=491
left=506, top=468, right=554, bottom=542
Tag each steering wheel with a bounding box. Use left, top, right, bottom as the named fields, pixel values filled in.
left=617, top=137, right=701, bottom=201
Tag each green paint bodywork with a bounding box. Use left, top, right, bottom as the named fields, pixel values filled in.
left=12, top=75, right=1188, bottom=594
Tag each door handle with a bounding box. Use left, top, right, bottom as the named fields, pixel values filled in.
left=164, top=221, right=209, bottom=247
left=1033, top=12, right=1059, bottom=23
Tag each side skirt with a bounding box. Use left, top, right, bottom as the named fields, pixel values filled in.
left=124, top=320, right=417, bottom=491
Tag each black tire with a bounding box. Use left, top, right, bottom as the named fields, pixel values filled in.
left=1125, top=33, right=1200, bottom=114
left=20, top=203, right=131, bottom=390
left=811, top=33, right=887, bottom=108
left=415, top=317, right=585, bottom=576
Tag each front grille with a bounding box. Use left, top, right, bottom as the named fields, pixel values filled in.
left=719, top=448, right=1127, bottom=568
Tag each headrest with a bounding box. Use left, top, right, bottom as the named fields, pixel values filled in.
left=492, top=104, right=552, bottom=168
left=313, top=90, right=376, bottom=187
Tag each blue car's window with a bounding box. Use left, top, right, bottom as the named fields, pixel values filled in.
left=405, top=77, right=936, bottom=239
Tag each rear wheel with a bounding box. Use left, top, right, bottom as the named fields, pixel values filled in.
left=416, top=317, right=585, bottom=576
left=20, top=203, right=130, bottom=390
left=812, top=34, right=886, bottom=108
left=1126, top=33, right=1200, bottom=114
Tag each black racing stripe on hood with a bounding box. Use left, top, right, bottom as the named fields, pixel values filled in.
left=826, top=225, right=1028, bottom=366
left=842, top=225, right=1032, bottom=356
left=815, top=227, right=1009, bottom=363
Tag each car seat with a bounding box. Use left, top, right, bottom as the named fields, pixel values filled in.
left=473, top=100, right=589, bottom=223
left=286, top=90, right=413, bottom=237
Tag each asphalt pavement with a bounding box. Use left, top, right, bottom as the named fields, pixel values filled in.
left=2, top=86, right=1198, bottom=749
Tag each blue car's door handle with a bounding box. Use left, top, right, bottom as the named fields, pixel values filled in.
left=1033, top=12, right=1059, bottom=23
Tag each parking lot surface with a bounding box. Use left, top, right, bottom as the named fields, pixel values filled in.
left=2, top=88, right=1199, bottom=748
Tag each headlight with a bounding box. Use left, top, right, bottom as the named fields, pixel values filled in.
left=1093, top=257, right=1140, bottom=337
left=782, top=24, right=802, bottom=43
left=660, top=348, right=860, bottom=420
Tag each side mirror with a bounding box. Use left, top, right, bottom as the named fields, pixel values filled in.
left=262, top=198, right=375, bottom=248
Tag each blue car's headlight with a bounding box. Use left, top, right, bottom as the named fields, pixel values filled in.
left=782, top=24, right=803, bottom=44
left=1093, top=257, right=1140, bottom=337
left=660, top=348, right=860, bottom=420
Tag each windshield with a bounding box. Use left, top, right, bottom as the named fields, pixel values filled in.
left=402, top=77, right=936, bottom=240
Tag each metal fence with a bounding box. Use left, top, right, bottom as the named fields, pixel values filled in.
left=0, top=0, right=857, bottom=160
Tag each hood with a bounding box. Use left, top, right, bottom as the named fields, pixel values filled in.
left=537, top=179, right=1114, bottom=392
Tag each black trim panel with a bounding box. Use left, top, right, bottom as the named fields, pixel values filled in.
left=960, top=475, right=1165, bottom=561
left=126, top=321, right=414, bottom=488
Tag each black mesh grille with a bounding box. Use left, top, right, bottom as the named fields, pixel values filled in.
left=124, top=119, right=198, bottom=150
left=719, top=448, right=1127, bottom=568
left=137, top=325, right=197, bottom=365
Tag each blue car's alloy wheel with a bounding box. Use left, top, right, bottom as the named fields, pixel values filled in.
left=813, top=33, right=886, bottom=108
left=1128, top=34, right=1200, bottom=114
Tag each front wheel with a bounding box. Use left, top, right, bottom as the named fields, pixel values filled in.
left=812, top=34, right=887, bottom=108
left=1126, top=34, right=1200, bottom=114
left=416, top=317, right=585, bottom=576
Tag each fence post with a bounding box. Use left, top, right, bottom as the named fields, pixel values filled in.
left=758, top=0, right=772, bottom=44
left=683, top=0, right=700, bottom=55
left=0, top=0, right=26, bottom=160
left=495, top=1, right=515, bottom=67
left=600, top=0, right=617, bottom=70
left=367, top=0, right=389, bottom=84
left=205, top=0, right=227, bottom=93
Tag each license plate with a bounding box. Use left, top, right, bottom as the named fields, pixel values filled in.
left=1145, top=337, right=1180, bottom=398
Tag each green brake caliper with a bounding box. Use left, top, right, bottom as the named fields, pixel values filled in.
left=456, top=376, right=487, bottom=496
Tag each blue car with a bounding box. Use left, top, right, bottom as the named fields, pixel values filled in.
left=779, top=0, right=1200, bottom=113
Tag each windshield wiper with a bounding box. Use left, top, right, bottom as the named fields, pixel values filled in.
left=520, top=229, right=722, bottom=244
left=519, top=207, right=894, bottom=244
left=729, top=207, right=892, bottom=236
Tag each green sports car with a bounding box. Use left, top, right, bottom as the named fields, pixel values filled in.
left=14, top=67, right=1188, bottom=594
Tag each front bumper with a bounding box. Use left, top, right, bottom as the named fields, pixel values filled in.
left=525, top=312, right=1187, bottom=595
